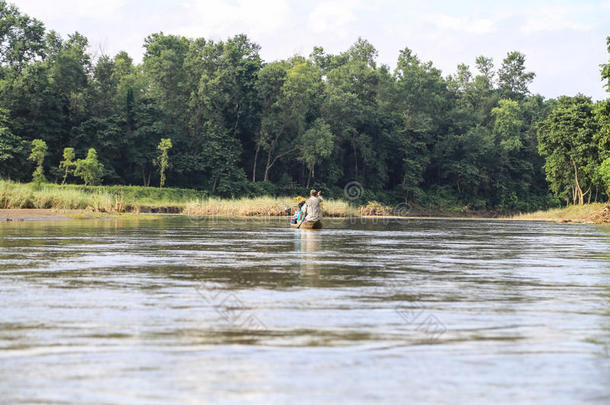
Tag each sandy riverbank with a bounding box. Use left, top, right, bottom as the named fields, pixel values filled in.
left=2, top=203, right=609, bottom=224
left=506, top=203, right=610, bottom=224
left=0, top=209, right=74, bottom=221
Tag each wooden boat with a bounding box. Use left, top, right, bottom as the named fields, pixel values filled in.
left=290, top=220, right=322, bottom=229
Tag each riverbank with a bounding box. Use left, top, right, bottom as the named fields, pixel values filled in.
left=2, top=181, right=608, bottom=223
left=0, top=208, right=71, bottom=221
left=507, top=203, right=610, bottom=224
left=0, top=181, right=357, bottom=218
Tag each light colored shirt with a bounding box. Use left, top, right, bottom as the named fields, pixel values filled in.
left=303, top=196, right=323, bottom=221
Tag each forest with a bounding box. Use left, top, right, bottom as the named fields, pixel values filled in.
left=1, top=1, right=609, bottom=212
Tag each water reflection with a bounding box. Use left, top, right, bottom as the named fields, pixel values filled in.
left=296, top=229, right=321, bottom=283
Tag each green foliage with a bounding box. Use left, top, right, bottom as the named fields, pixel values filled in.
left=492, top=99, right=523, bottom=152
left=498, top=51, right=535, bottom=100
left=0, top=108, right=26, bottom=178
left=59, top=147, right=76, bottom=185
left=600, top=158, right=610, bottom=194
left=0, top=1, right=45, bottom=70
left=601, top=37, right=610, bottom=92
left=537, top=96, right=602, bottom=204
left=299, top=118, right=334, bottom=184
left=74, top=148, right=104, bottom=186
left=154, top=138, right=172, bottom=188
left=27, top=139, right=47, bottom=185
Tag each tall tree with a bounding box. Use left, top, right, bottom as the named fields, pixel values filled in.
left=324, top=40, right=387, bottom=189
left=390, top=47, right=450, bottom=201
left=154, top=138, right=172, bottom=188
left=538, top=96, right=602, bottom=205
left=0, top=1, right=45, bottom=73
left=256, top=58, right=323, bottom=182
left=299, top=118, right=334, bottom=187
left=74, top=148, right=103, bottom=186
left=59, top=147, right=75, bottom=185
left=0, top=108, right=25, bottom=179
left=28, top=138, right=47, bottom=185
left=498, top=51, right=535, bottom=100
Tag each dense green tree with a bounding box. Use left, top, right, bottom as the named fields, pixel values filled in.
left=600, top=157, right=610, bottom=194
left=323, top=40, right=388, bottom=190
left=299, top=118, right=334, bottom=187
left=186, top=35, right=261, bottom=190
left=601, top=37, right=610, bottom=92
left=390, top=47, right=451, bottom=202
left=252, top=60, right=288, bottom=182
left=498, top=51, right=535, bottom=100
left=0, top=1, right=45, bottom=72
left=154, top=138, right=172, bottom=188
left=28, top=138, right=47, bottom=185
left=538, top=96, right=602, bottom=205
left=59, top=147, right=75, bottom=185
left=256, top=58, right=322, bottom=182
left=0, top=108, right=25, bottom=178
left=74, top=148, right=103, bottom=186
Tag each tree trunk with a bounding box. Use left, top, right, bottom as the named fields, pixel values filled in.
left=142, top=170, right=151, bottom=187
left=252, top=143, right=260, bottom=182
left=571, top=158, right=584, bottom=205
left=352, top=138, right=358, bottom=177
left=264, top=148, right=273, bottom=182
left=305, top=168, right=312, bottom=188
left=263, top=112, right=288, bottom=182
left=265, top=147, right=297, bottom=182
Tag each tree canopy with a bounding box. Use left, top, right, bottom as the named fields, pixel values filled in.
left=0, top=3, right=608, bottom=209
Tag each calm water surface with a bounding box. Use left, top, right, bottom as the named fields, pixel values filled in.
left=0, top=217, right=608, bottom=404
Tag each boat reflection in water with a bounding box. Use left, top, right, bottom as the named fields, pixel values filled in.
left=295, top=228, right=321, bottom=284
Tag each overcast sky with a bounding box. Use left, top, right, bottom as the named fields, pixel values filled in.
left=12, top=0, right=610, bottom=100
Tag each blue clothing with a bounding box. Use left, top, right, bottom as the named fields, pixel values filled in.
left=290, top=209, right=303, bottom=224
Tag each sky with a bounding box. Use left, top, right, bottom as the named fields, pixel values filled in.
left=12, top=0, right=610, bottom=100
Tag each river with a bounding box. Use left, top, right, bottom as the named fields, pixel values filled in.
left=0, top=217, right=608, bottom=404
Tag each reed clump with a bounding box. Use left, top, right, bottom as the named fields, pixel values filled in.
left=509, top=203, right=610, bottom=224
left=183, top=196, right=357, bottom=217
left=0, top=180, right=358, bottom=217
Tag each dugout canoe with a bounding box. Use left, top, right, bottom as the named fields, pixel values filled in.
left=290, top=220, right=322, bottom=229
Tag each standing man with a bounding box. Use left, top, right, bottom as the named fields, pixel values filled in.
left=302, top=189, right=323, bottom=222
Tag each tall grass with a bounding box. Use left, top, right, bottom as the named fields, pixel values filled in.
left=183, top=196, right=357, bottom=217
left=509, top=202, right=609, bottom=223
left=0, top=180, right=358, bottom=217
left=0, top=181, right=132, bottom=211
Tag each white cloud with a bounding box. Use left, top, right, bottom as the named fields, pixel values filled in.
left=178, top=0, right=294, bottom=39
left=519, top=5, right=593, bottom=34
left=307, top=0, right=361, bottom=38
left=420, top=13, right=496, bottom=35
left=14, top=0, right=127, bottom=20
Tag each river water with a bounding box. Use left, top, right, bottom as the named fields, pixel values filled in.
left=0, top=217, right=608, bottom=404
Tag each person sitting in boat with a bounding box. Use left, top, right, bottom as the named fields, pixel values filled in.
left=301, top=189, right=323, bottom=223
left=290, top=201, right=306, bottom=224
